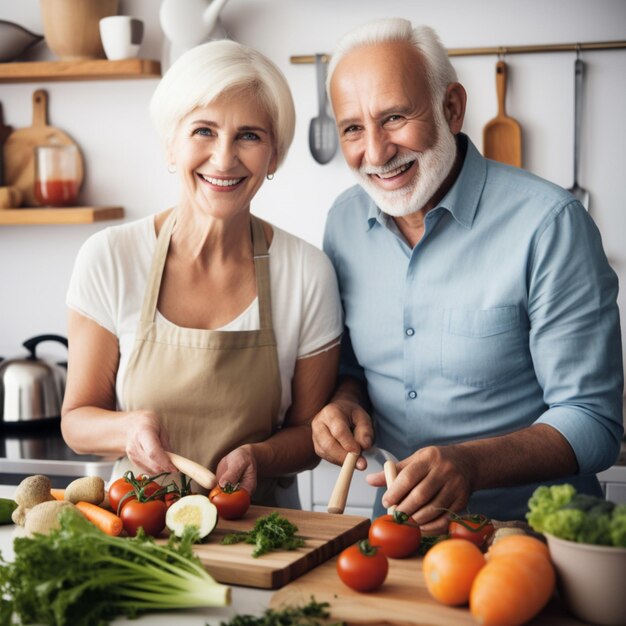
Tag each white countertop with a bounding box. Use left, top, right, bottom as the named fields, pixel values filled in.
left=0, top=485, right=273, bottom=626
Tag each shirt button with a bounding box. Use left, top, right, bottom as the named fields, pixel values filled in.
left=408, top=390, right=417, bottom=399
left=405, top=328, right=415, bottom=336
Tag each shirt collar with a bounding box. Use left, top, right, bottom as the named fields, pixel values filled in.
left=365, top=133, right=487, bottom=231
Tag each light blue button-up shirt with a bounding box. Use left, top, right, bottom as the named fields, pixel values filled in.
left=324, top=135, right=624, bottom=520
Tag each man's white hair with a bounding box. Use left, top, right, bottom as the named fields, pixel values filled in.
left=326, top=18, right=457, bottom=107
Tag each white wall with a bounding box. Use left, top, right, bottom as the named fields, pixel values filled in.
left=1, top=0, right=625, bottom=420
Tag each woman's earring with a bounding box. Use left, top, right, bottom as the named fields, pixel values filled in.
left=266, top=173, right=274, bottom=180
left=168, top=164, right=177, bottom=174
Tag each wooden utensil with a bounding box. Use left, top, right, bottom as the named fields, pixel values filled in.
left=3, top=89, right=84, bottom=206
left=383, top=459, right=397, bottom=515
left=327, top=452, right=359, bottom=514
left=165, top=451, right=217, bottom=490
left=483, top=60, right=522, bottom=167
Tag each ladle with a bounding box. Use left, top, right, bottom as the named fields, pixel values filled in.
left=308, top=53, right=337, bottom=164
left=567, top=57, right=590, bottom=210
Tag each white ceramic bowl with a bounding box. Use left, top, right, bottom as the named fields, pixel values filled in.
left=545, top=533, right=626, bottom=626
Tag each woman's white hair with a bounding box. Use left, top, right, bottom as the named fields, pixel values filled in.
left=150, top=39, right=295, bottom=168
left=326, top=18, right=457, bottom=107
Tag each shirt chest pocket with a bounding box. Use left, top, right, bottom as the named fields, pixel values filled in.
left=441, top=306, right=530, bottom=388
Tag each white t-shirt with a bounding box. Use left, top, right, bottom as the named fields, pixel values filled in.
left=66, top=215, right=343, bottom=422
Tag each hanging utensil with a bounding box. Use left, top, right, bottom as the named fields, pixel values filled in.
left=567, top=57, right=590, bottom=210
left=308, top=53, right=337, bottom=164
left=483, top=60, right=522, bottom=167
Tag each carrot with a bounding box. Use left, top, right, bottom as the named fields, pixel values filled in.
left=50, top=488, right=66, bottom=501
left=75, top=501, right=123, bottom=536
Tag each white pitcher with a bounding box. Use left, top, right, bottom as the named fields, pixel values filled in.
left=159, top=0, right=230, bottom=69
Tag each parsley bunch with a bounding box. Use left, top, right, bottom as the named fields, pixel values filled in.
left=221, top=511, right=305, bottom=557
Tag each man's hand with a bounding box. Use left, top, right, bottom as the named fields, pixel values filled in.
left=367, top=444, right=474, bottom=534
left=311, top=398, right=374, bottom=470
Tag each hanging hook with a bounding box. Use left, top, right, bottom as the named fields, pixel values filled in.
left=497, top=46, right=506, bottom=61
left=576, top=43, right=582, bottom=60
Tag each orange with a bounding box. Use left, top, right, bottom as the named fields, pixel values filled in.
left=487, top=534, right=550, bottom=561
left=422, top=538, right=486, bottom=606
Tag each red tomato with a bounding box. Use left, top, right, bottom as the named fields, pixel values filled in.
left=209, top=483, right=251, bottom=520
left=369, top=511, right=422, bottom=558
left=336, top=540, right=389, bottom=592
left=120, top=499, right=167, bottom=537
left=164, top=491, right=180, bottom=509
left=448, top=513, right=494, bottom=548
left=108, top=475, right=161, bottom=514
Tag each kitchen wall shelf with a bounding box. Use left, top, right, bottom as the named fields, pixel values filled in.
left=0, top=206, right=124, bottom=225
left=0, top=59, right=161, bottom=83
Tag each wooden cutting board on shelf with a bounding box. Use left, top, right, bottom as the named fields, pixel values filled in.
left=270, top=555, right=588, bottom=625
left=192, top=505, right=370, bottom=589
left=3, top=89, right=84, bottom=206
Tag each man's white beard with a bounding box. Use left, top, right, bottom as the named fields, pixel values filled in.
left=352, top=109, right=458, bottom=218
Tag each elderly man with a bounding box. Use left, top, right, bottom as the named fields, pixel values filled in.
left=312, top=17, right=623, bottom=531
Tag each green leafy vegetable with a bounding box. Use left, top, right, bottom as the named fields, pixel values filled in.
left=217, top=597, right=344, bottom=626
left=526, top=483, right=576, bottom=532
left=526, top=484, right=626, bottom=547
left=417, top=534, right=449, bottom=556
left=610, top=504, right=626, bottom=548
left=221, top=511, right=305, bottom=557
left=0, top=506, right=230, bottom=626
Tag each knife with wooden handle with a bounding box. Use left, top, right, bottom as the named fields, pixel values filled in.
left=165, top=451, right=217, bottom=490
left=327, top=452, right=359, bottom=514
left=383, top=460, right=398, bottom=515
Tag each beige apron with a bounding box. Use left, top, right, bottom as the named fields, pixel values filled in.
left=120, top=211, right=283, bottom=505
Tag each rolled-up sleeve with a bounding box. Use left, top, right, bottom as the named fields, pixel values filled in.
left=530, top=200, right=624, bottom=473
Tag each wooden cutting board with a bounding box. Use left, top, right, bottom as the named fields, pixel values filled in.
left=270, top=555, right=589, bottom=625
left=3, top=89, right=84, bottom=206
left=192, top=505, right=370, bottom=589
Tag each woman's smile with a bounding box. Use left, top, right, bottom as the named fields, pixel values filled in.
left=197, top=172, right=246, bottom=190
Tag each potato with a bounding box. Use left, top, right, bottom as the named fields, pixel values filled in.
left=64, top=476, right=105, bottom=505
left=11, top=505, right=27, bottom=526
left=24, top=500, right=77, bottom=535
left=14, top=475, right=54, bottom=509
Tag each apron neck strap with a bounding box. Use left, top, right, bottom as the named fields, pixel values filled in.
left=139, top=211, right=273, bottom=331
left=139, top=210, right=176, bottom=327
left=250, top=215, right=273, bottom=330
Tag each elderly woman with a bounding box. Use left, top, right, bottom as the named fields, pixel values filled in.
left=61, top=40, right=342, bottom=506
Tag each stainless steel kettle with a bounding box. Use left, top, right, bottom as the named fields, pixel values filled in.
left=0, top=334, right=68, bottom=423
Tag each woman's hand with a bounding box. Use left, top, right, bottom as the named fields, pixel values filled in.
left=124, top=410, right=177, bottom=475
left=215, top=444, right=257, bottom=496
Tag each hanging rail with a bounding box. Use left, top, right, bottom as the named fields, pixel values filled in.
left=290, top=40, right=626, bottom=64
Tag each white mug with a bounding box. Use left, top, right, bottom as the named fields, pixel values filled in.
left=99, top=16, right=144, bottom=60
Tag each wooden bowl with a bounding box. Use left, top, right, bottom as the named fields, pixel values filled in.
left=39, top=0, right=119, bottom=60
